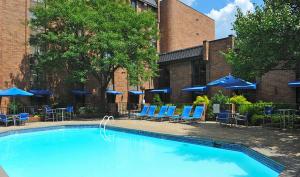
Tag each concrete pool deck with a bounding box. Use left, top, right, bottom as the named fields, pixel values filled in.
left=0, top=119, right=299, bottom=177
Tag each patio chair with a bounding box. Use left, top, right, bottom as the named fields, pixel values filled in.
left=233, top=113, right=249, bottom=126
left=135, top=105, right=150, bottom=119
left=183, top=106, right=204, bottom=122
left=170, top=106, right=192, bottom=122
left=44, top=106, right=56, bottom=122
left=66, top=106, right=74, bottom=120
left=18, top=113, right=29, bottom=125
left=0, top=114, right=13, bottom=127
left=145, top=105, right=157, bottom=119
left=150, top=105, right=168, bottom=120
left=263, top=106, right=273, bottom=126
left=216, top=111, right=232, bottom=125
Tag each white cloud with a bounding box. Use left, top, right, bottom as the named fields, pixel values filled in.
left=180, top=0, right=196, bottom=6
left=207, top=0, right=254, bottom=39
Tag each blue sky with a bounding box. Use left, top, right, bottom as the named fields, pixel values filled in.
left=180, top=0, right=264, bottom=39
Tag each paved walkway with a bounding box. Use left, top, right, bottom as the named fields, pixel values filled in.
left=0, top=119, right=299, bottom=177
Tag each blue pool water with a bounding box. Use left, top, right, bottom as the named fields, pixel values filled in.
left=0, top=128, right=279, bottom=177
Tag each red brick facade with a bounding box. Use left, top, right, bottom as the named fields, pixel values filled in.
left=159, top=36, right=298, bottom=104
left=160, top=0, right=215, bottom=53
left=0, top=0, right=30, bottom=106
left=0, top=0, right=298, bottom=108
left=206, top=36, right=234, bottom=97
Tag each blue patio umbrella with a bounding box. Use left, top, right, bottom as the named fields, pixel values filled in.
left=288, top=81, right=300, bottom=87
left=106, top=90, right=123, bottom=95
left=71, top=90, right=91, bottom=96
left=182, top=86, right=207, bottom=92
left=225, top=83, right=257, bottom=90
left=0, top=87, right=33, bottom=96
left=149, top=88, right=171, bottom=94
left=129, top=90, right=144, bottom=95
left=207, top=74, right=254, bottom=87
left=29, top=89, right=52, bottom=97
left=0, top=87, right=33, bottom=113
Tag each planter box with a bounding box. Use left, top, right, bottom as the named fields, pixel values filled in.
left=29, top=116, right=42, bottom=122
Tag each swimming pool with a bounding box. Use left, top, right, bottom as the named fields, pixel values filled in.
left=0, top=126, right=282, bottom=177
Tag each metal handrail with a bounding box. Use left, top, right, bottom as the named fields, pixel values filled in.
left=99, top=115, right=109, bottom=128
left=100, top=115, right=114, bottom=141
left=103, top=116, right=114, bottom=131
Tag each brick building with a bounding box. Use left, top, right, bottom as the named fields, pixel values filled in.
left=157, top=35, right=300, bottom=104
left=0, top=0, right=299, bottom=109
left=0, top=0, right=30, bottom=107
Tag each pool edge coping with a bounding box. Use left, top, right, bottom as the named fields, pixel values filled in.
left=0, top=124, right=285, bottom=176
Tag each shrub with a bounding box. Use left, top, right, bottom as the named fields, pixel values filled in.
left=251, top=114, right=264, bottom=125
left=193, top=95, right=210, bottom=106
left=152, top=94, right=163, bottom=106
left=8, top=102, right=23, bottom=114
left=251, top=114, right=281, bottom=126
left=230, top=95, right=252, bottom=115
left=210, top=91, right=230, bottom=111
left=211, top=91, right=229, bottom=105
left=78, top=106, right=98, bottom=115
left=230, top=95, right=251, bottom=105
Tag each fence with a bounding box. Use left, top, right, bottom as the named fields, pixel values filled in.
left=0, top=102, right=299, bottom=126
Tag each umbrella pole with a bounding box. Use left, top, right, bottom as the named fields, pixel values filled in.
left=14, top=97, right=16, bottom=114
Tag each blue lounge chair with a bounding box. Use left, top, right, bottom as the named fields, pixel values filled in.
left=150, top=105, right=168, bottom=120
left=164, top=106, right=177, bottom=120
left=0, top=114, right=13, bottom=127
left=183, top=106, right=204, bottom=122
left=145, top=105, right=157, bottom=118
left=171, top=106, right=192, bottom=122
left=18, top=113, right=29, bottom=125
left=135, top=105, right=150, bottom=119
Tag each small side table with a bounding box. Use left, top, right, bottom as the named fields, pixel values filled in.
left=55, top=108, right=67, bottom=121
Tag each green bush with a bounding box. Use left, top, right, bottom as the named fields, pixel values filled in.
left=152, top=94, right=163, bottom=106
left=230, top=95, right=251, bottom=105
left=251, top=114, right=281, bottom=126
left=230, top=95, right=252, bottom=115
left=175, top=107, right=183, bottom=115
left=8, top=102, right=23, bottom=113
left=237, top=100, right=273, bottom=117
left=78, top=106, right=98, bottom=115
left=211, top=91, right=229, bottom=105
left=193, top=95, right=210, bottom=106
left=251, top=114, right=264, bottom=125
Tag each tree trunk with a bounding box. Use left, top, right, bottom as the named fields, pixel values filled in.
left=98, top=85, right=107, bottom=115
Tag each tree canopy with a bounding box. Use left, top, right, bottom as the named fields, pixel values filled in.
left=225, top=0, right=300, bottom=80
left=30, top=0, right=158, bottom=92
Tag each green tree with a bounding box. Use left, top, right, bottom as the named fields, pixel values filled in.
left=225, top=0, right=300, bottom=80
left=30, top=0, right=158, bottom=103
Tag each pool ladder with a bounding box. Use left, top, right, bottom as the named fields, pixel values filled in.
left=100, top=115, right=114, bottom=130
left=100, top=115, right=114, bottom=141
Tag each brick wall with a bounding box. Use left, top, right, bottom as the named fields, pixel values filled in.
left=169, top=61, right=193, bottom=103
left=160, top=0, right=215, bottom=53
left=0, top=0, right=30, bottom=106
left=257, top=70, right=296, bottom=104
left=207, top=36, right=234, bottom=97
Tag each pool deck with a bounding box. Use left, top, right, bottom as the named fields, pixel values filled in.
left=0, top=119, right=299, bottom=177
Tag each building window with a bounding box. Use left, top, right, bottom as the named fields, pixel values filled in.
left=192, top=60, right=206, bottom=86
left=131, top=0, right=137, bottom=9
